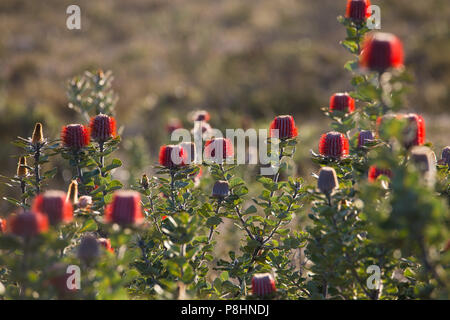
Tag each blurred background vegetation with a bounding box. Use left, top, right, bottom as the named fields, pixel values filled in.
left=0, top=0, right=449, bottom=217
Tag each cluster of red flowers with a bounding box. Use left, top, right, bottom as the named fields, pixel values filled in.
left=61, top=114, right=116, bottom=149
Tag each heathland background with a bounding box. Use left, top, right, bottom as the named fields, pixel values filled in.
left=0, top=0, right=449, bottom=217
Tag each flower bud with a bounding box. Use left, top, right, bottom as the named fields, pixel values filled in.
left=269, top=115, right=298, bottom=139
left=204, top=138, right=234, bottom=163
left=212, top=180, right=230, bottom=198
left=105, top=190, right=144, bottom=226
left=33, top=190, right=74, bottom=225
left=89, top=114, right=116, bottom=142
left=61, top=124, right=90, bottom=150
left=441, top=146, right=450, bottom=166
left=319, top=132, right=350, bottom=159
left=317, top=167, right=339, bottom=195
left=159, top=145, right=187, bottom=168
left=180, top=142, right=196, bottom=164
left=329, top=93, right=355, bottom=113
left=66, top=180, right=78, bottom=205
left=368, top=165, right=392, bottom=182
left=251, top=273, right=276, bottom=297
left=345, top=0, right=371, bottom=22
left=77, top=235, right=100, bottom=262
left=8, top=211, right=49, bottom=238
left=98, top=238, right=114, bottom=253
left=410, top=146, right=436, bottom=186
left=78, top=195, right=92, bottom=209
left=16, top=156, right=28, bottom=177
left=357, top=130, right=374, bottom=148
left=140, top=174, right=149, bottom=189
left=360, top=32, right=404, bottom=72
left=31, top=122, right=44, bottom=145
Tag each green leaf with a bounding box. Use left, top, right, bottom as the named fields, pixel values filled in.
left=80, top=218, right=98, bottom=232
left=244, top=205, right=257, bottom=215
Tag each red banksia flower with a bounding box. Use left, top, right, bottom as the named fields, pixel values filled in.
left=360, top=32, right=404, bottom=72
left=204, top=138, right=234, bottom=161
left=105, top=190, right=144, bottom=226
left=252, top=273, right=276, bottom=297
left=61, top=124, right=90, bottom=149
left=89, top=114, right=116, bottom=142
left=357, top=130, right=374, bottom=148
left=8, top=211, right=49, bottom=238
left=47, top=263, right=78, bottom=298
left=192, top=110, right=210, bottom=122
left=0, top=218, right=6, bottom=233
left=403, top=113, right=425, bottom=149
left=346, top=0, right=371, bottom=22
left=166, top=118, right=183, bottom=134
left=368, top=165, right=392, bottom=182
left=180, top=142, right=196, bottom=164
left=269, top=115, right=298, bottom=139
left=329, top=93, right=355, bottom=113
left=319, top=132, right=350, bottom=159
left=159, top=145, right=187, bottom=168
left=98, top=238, right=114, bottom=253
left=33, top=190, right=73, bottom=226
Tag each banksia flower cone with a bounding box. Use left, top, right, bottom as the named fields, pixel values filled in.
left=159, top=145, right=187, bottom=168
left=61, top=124, right=90, bottom=150
left=357, top=130, right=374, bottom=148
left=77, top=235, right=100, bottom=262
left=329, top=93, right=355, bottom=113
left=192, top=110, right=210, bottom=122
left=105, top=190, right=144, bottom=226
left=8, top=211, right=49, bottom=238
left=0, top=218, right=6, bottom=233
left=403, top=113, right=425, bottom=149
left=78, top=195, right=92, bottom=209
left=269, top=115, right=298, bottom=139
left=346, top=0, right=371, bottom=22
left=98, top=238, right=114, bottom=253
left=33, top=190, right=73, bottom=225
left=360, top=32, right=404, bottom=72
left=368, top=165, right=392, bottom=182
left=66, top=180, right=78, bottom=204
left=89, top=114, right=116, bottom=142
left=252, top=273, right=276, bottom=297
left=47, top=263, right=78, bottom=298
left=410, top=146, right=436, bottom=186
left=31, top=122, right=44, bottom=145
left=440, top=146, right=450, bottom=166
left=166, top=118, right=183, bottom=134
left=212, top=180, right=230, bottom=198
left=319, top=132, right=350, bottom=159
left=140, top=174, right=149, bottom=189
left=180, top=142, right=197, bottom=164
left=317, top=167, right=339, bottom=195
left=16, top=156, right=28, bottom=177
left=204, top=138, right=234, bottom=162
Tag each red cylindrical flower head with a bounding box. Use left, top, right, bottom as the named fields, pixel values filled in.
left=89, top=114, right=116, bottom=142
left=32, top=190, right=73, bottom=226
left=179, top=142, right=196, bottom=164
left=269, top=115, right=298, bottom=139
left=204, top=138, right=234, bottom=162
left=360, top=32, right=404, bottom=72
left=329, top=93, right=355, bottom=113
left=368, top=165, right=393, bottom=182
left=105, top=190, right=144, bottom=226
left=159, top=145, right=187, bottom=168
left=61, top=124, right=90, bottom=149
left=8, top=211, right=49, bottom=238
left=0, top=218, right=6, bottom=233
left=251, top=273, right=276, bottom=297
left=403, top=113, right=425, bottom=149
left=346, top=0, right=371, bottom=22
left=357, top=130, right=374, bottom=148
left=192, top=110, right=210, bottom=122
left=98, top=238, right=114, bottom=253
left=166, top=118, right=183, bottom=134
left=319, top=132, right=350, bottom=159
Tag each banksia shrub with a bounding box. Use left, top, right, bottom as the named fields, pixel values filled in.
left=441, top=146, right=450, bottom=166
left=357, top=130, right=374, bottom=148
left=360, top=32, right=404, bottom=72
left=16, top=156, right=28, bottom=177
left=346, top=0, right=371, bottom=22
left=61, top=124, right=90, bottom=150
left=32, top=190, right=73, bottom=225
left=251, top=273, right=276, bottom=297
left=403, top=113, right=426, bottom=149
left=212, top=180, right=230, bottom=198
left=31, top=122, right=44, bottom=145
left=105, top=190, right=144, bottom=226
left=98, top=238, right=114, bottom=253
left=317, top=167, right=339, bottom=195
left=159, top=145, right=187, bottom=168
left=77, top=235, right=100, bottom=262
left=204, top=138, right=234, bottom=162
left=368, top=165, right=393, bottom=182
left=410, top=146, right=436, bottom=186
left=269, top=115, right=298, bottom=139
left=89, top=114, right=116, bottom=142
left=8, top=211, right=49, bottom=238
left=319, top=132, right=350, bottom=159
left=329, top=93, right=355, bottom=113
